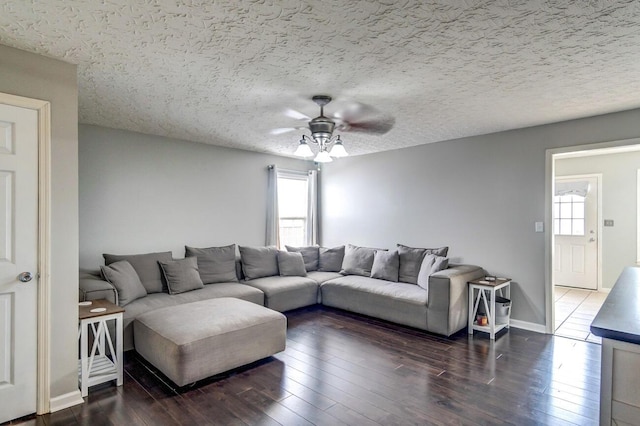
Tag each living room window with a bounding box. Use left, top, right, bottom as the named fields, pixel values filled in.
left=266, top=166, right=318, bottom=248
left=277, top=172, right=309, bottom=247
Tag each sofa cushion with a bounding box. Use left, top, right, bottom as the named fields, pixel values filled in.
left=278, top=251, right=307, bottom=277
left=158, top=257, right=204, bottom=295
left=242, top=275, right=318, bottom=312
left=397, top=244, right=450, bottom=284
left=341, top=244, right=379, bottom=277
left=306, top=270, right=343, bottom=284
left=185, top=244, right=238, bottom=284
left=239, top=246, right=279, bottom=280
left=100, top=260, right=147, bottom=306
left=318, top=245, right=345, bottom=272
left=103, top=251, right=173, bottom=294
left=416, top=254, right=450, bottom=291
left=285, top=245, right=319, bottom=272
left=370, top=250, right=399, bottom=282
left=320, top=275, right=429, bottom=330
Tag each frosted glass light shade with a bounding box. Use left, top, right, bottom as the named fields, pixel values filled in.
left=314, top=150, right=333, bottom=163
left=329, top=140, right=348, bottom=157
left=294, top=140, right=314, bottom=157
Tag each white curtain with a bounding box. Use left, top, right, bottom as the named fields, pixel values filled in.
left=306, top=169, right=318, bottom=246
left=266, top=165, right=280, bottom=247
left=555, top=180, right=590, bottom=197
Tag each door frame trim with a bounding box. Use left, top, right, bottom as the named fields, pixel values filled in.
left=0, top=93, right=52, bottom=414
left=553, top=173, right=603, bottom=291
left=545, top=137, right=640, bottom=334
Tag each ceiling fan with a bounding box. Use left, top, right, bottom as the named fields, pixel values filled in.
left=271, top=95, right=394, bottom=162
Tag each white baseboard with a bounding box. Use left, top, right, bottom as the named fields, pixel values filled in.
left=509, top=319, right=548, bottom=334
left=49, top=389, right=84, bottom=412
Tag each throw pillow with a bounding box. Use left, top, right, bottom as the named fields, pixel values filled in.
left=318, top=245, right=345, bottom=272
left=277, top=251, right=307, bottom=277
left=416, top=254, right=450, bottom=291
left=370, top=250, right=399, bottom=282
left=239, top=245, right=279, bottom=280
left=185, top=244, right=238, bottom=284
left=158, top=257, right=204, bottom=295
left=285, top=245, right=319, bottom=272
left=100, top=260, right=147, bottom=306
left=397, top=244, right=449, bottom=284
left=341, top=244, right=380, bottom=277
left=103, top=251, right=173, bottom=294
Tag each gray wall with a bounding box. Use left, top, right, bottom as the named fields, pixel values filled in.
left=0, top=46, right=79, bottom=400
left=556, top=150, right=640, bottom=289
left=79, top=124, right=313, bottom=268
left=321, top=109, right=640, bottom=327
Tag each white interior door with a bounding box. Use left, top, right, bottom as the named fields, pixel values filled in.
left=553, top=175, right=599, bottom=290
left=0, top=103, right=38, bottom=422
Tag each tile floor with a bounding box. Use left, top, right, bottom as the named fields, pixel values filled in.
left=554, top=286, right=607, bottom=344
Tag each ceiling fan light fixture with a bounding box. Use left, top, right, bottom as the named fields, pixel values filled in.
left=314, top=149, right=333, bottom=163
left=328, top=136, right=348, bottom=158
left=294, top=138, right=314, bottom=157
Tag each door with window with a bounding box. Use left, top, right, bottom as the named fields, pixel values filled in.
left=553, top=175, right=599, bottom=290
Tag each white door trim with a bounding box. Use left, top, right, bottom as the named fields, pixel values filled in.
left=545, top=137, right=640, bottom=334
left=0, top=92, right=52, bottom=414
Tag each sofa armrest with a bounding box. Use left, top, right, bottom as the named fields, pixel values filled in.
left=79, top=271, right=118, bottom=305
left=427, top=264, right=485, bottom=336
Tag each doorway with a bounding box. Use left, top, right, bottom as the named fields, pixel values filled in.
left=545, top=140, right=640, bottom=338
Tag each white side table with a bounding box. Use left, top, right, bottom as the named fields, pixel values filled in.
left=78, top=299, right=124, bottom=397
left=468, top=278, right=511, bottom=340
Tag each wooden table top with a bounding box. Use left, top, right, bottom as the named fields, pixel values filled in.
left=468, top=277, right=511, bottom=287
left=79, top=299, right=124, bottom=320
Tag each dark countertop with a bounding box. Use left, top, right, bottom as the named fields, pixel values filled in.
left=591, top=266, right=640, bottom=344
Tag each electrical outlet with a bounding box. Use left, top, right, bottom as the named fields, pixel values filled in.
left=535, top=222, right=544, bottom=233
left=604, top=219, right=614, bottom=227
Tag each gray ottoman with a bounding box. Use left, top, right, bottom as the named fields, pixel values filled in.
left=133, top=297, right=286, bottom=386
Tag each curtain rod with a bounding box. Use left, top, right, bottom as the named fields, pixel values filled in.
left=267, top=165, right=319, bottom=173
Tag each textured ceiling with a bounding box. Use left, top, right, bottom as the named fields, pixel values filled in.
left=2, top=1, right=640, bottom=157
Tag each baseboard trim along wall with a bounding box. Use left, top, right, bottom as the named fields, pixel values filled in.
left=49, top=390, right=84, bottom=412
left=510, top=319, right=548, bottom=334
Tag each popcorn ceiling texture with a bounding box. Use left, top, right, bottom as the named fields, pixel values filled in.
left=2, top=1, right=640, bottom=156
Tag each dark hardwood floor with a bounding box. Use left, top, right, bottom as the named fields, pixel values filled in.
left=14, top=306, right=601, bottom=425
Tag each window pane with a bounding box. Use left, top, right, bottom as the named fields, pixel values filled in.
left=573, top=201, right=585, bottom=219
left=554, top=202, right=560, bottom=219
left=572, top=219, right=585, bottom=236
left=278, top=178, right=308, bottom=217
left=560, top=202, right=571, bottom=219
left=554, top=219, right=560, bottom=235
left=560, top=219, right=572, bottom=235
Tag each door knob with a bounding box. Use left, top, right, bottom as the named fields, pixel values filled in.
left=18, top=272, right=33, bottom=282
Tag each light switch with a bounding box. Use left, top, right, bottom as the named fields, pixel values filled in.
left=535, top=222, right=544, bottom=233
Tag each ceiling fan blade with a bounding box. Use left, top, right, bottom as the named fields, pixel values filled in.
left=284, top=108, right=311, bottom=121
left=331, top=101, right=381, bottom=123
left=270, top=127, right=299, bottom=135
left=342, top=117, right=395, bottom=135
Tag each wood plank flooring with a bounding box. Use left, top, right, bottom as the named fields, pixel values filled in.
left=11, top=306, right=601, bottom=425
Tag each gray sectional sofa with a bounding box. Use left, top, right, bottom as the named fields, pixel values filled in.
left=80, top=243, right=484, bottom=352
